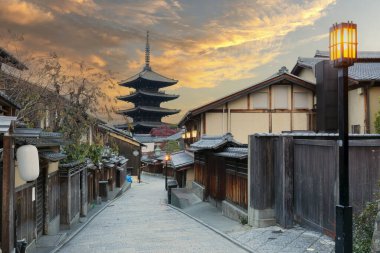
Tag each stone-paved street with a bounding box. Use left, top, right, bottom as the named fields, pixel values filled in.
left=58, top=175, right=247, bottom=253
left=228, top=226, right=334, bottom=253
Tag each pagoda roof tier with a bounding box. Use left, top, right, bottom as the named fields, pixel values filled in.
left=117, top=106, right=180, bottom=116
left=117, top=90, right=179, bottom=103
left=115, top=121, right=169, bottom=130
left=119, top=69, right=177, bottom=89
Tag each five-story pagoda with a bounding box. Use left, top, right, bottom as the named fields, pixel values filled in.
left=116, top=32, right=180, bottom=134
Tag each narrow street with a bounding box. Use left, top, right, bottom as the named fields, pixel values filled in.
left=58, top=175, right=247, bottom=253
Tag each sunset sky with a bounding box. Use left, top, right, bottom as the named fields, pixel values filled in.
left=1, top=0, right=380, bottom=124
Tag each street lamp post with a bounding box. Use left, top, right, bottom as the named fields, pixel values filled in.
left=164, top=153, right=170, bottom=190
left=133, top=150, right=140, bottom=183
left=329, top=21, right=358, bottom=253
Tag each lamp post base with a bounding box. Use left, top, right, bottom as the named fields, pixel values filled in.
left=335, top=205, right=352, bottom=253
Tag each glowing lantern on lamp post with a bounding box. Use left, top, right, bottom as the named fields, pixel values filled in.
left=330, top=21, right=358, bottom=253
left=329, top=22, right=357, bottom=67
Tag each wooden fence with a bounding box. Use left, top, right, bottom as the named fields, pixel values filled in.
left=48, top=172, right=60, bottom=223
left=15, top=184, right=35, bottom=244
left=249, top=135, right=380, bottom=236
left=225, top=158, right=248, bottom=209
left=208, top=155, right=225, bottom=201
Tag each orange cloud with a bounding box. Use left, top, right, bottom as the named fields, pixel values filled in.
left=0, top=0, right=54, bottom=25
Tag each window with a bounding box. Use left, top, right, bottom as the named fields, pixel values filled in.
left=252, top=92, right=268, bottom=109
left=294, top=92, right=309, bottom=109
left=273, top=86, right=289, bottom=109
left=351, top=125, right=361, bottom=134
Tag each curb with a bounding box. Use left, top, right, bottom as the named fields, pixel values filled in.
left=168, top=204, right=253, bottom=253
left=51, top=183, right=132, bottom=253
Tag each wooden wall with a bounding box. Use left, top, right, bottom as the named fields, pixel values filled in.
left=108, top=135, right=141, bottom=176
left=15, top=184, right=35, bottom=244
left=60, top=170, right=82, bottom=226
left=293, top=139, right=337, bottom=236
left=225, top=158, right=248, bottom=209
left=48, top=172, right=60, bottom=222
left=250, top=135, right=380, bottom=237
left=207, top=155, right=226, bottom=201
left=194, top=152, right=207, bottom=188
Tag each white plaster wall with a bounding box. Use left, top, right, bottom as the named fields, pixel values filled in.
left=370, top=87, right=380, bottom=133
left=348, top=88, right=365, bottom=133
left=205, top=112, right=227, bottom=135
left=293, top=113, right=309, bottom=130
left=298, top=68, right=316, bottom=84
left=272, top=113, right=291, bottom=133
left=230, top=113, right=269, bottom=143
left=228, top=96, right=248, bottom=109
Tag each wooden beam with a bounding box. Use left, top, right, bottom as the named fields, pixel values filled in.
left=247, top=94, right=250, bottom=109
left=2, top=134, right=15, bottom=253
left=364, top=86, right=370, bottom=133
left=290, top=84, right=293, bottom=131
left=269, top=86, right=272, bottom=133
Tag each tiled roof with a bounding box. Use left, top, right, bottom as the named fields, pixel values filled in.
left=116, top=121, right=170, bottom=130
left=39, top=131, right=63, bottom=138
left=293, top=50, right=380, bottom=82
left=165, top=130, right=184, bottom=141
left=134, top=130, right=183, bottom=143
left=0, top=91, right=21, bottom=109
left=98, top=124, right=133, bottom=138
left=119, top=69, right=177, bottom=86
left=59, top=160, right=84, bottom=168
left=134, top=134, right=165, bottom=143
left=39, top=151, right=67, bottom=162
left=16, top=137, right=65, bottom=147
left=214, top=147, right=248, bottom=159
left=168, top=151, right=194, bottom=169
left=16, top=130, right=65, bottom=147
left=189, top=133, right=241, bottom=151
left=0, top=47, right=27, bottom=70
left=0, top=116, right=17, bottom=134
left=117, top=90, right=179, bottom=101
left=315, top=50, right=380, bottom=59
left=117, top=106, right=180, bottom=115
left=349, top=63, right=380, bottom=81
left=253, top=132, right=380, bottom=137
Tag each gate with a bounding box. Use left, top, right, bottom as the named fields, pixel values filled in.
left=293, top=139, right=338, bottom=236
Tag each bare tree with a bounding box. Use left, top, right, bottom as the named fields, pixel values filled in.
left=0, top=50, right=116, bottom=143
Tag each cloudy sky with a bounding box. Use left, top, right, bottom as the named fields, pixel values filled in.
left=1, top=0, right=379, bottom=124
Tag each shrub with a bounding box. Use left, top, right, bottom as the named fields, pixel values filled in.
left=353, top=201, right=378, bottom=253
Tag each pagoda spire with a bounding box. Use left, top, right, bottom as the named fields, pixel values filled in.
left=144, top=31, right=151, bottom=70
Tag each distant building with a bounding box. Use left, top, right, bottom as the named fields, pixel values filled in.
left=292, top=50, right=380, bottom=133
left=179, top=67, right=316, bottom=144
left=116, top=32, right=180, bottom=134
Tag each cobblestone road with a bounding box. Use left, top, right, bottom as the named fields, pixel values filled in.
left=59, top=175, right=247, bottom=253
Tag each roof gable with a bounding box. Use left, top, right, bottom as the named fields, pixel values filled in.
left=179, top=69, right=314, bottom=125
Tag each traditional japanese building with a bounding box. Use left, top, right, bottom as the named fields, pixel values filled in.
left=116, top=32, right=180, bottom=134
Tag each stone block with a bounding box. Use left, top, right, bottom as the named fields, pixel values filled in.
left=248, top=207, right=276, bottom=228
left=191, top=181, right=205, bottom=201
left=221, top=200, right=248, bottom=222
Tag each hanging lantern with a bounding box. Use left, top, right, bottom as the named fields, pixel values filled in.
left=16, top=145, right=39, bottom=181
left=164, top=153, right=171, bottom=161
left=329, top=21, right=358, bottom=68
left=192, top=130, right=198, bottom=138
left=181, top=133, right=186, bottom=139
left=186, top=132, right=191, bottom=139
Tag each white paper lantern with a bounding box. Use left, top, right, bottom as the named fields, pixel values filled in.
left=16, top=145, right=40, bottom=181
